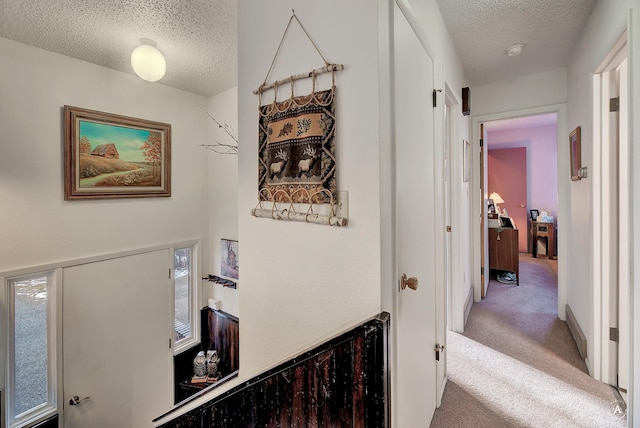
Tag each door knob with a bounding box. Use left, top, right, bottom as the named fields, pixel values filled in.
left=400, top=273, right=418, bottom=290
left=69, top=395, right=91, bottom=406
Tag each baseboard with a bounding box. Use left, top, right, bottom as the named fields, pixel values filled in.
left=565, top=304, right=588, bottom=360
left=437, top=377, right=448, bottom=408
left=463, top=287, right=474, bottom=328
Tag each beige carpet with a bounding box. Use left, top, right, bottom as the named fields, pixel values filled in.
left=430, top=254, right=627, bottom=427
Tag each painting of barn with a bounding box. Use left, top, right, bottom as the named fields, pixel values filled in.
left=64, top=106, right=171, bottom=199
left=91, top=143, right=120, bottom=159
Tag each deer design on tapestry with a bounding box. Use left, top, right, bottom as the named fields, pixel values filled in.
left=270, top=149, right=289, bottom=178
left=298, top=145, right=318, bottom=177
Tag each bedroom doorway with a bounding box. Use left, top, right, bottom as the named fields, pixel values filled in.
left=485, top=113, right=558, bottom=259
left=476, top=110, right=562, bottom=310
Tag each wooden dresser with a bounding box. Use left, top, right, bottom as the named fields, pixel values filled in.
left=488, top=228, right=519, bottom=285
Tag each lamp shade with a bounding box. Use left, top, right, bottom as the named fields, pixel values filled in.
left=489, top=192, right=505, bottom=204
left=131, top=44, right=166, bottom=82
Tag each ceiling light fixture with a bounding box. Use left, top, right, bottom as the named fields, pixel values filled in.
left=505, top=43, right=525, bottom=57
left=131, top=39, right=166, bottom=82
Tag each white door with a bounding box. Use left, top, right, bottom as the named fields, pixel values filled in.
left=394, top=3, right=438, bottom=426
left=436, top=96, right=453, bottom=405
left=63, top=250, right=172, bottom=428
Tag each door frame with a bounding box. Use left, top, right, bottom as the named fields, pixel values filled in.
left=480, top=123, right=487, bottom=297
left=470, top=104, right=568, bottom=320
left=592, top=31, right=628, bottom=388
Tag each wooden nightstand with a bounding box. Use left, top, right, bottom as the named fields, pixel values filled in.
left=532, top=221, right=555, bottom=259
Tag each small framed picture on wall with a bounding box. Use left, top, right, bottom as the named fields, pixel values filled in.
left=569, top=126, right=582, bottom=181
left=463, top=139, right=470, bottom=182
left=220, top=239, right=239, bottom=280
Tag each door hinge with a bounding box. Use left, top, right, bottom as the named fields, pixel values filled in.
left=480, top=139, right=484, bottom=147
left=481, top=267, right=485, bottom=276
left=169, top=338, right=172, bottom=349
left=433, top=89, right=442, bottom=108
left=169, top=268, right=171, bottom=279
left=610, top=327, right=619, bottom=342
left=610, top=97, right=620, bottom=112
left=435, top=343, right=445, bottom=361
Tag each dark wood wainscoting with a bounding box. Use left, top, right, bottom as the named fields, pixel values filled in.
left=203, top=308, right=239, bottom=377
left=158, top=312, right=390, bottom=428
left=174, top=308, right=240, bottom=403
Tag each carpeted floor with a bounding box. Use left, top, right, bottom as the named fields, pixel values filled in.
left=430, top=254, right=627, bottom=427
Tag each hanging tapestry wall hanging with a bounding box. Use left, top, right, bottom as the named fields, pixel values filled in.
left=252, top=10, right=346, bottom=226
left=258, top=86, right=336, bottom=204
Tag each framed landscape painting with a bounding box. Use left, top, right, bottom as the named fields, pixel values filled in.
left=64, top=106, right=171, bottom=200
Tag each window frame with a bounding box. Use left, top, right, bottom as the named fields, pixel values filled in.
left=4, top=269, right=61, bottom=428
left=172, top=242, right=201, bottom=355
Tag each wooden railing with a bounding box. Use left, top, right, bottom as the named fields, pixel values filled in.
left=155, top=312, right=390, bottom=427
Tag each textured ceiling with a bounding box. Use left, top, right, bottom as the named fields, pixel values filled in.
left=0, top=1, right=595, bottom=97
left=435, top=0, right=596, bottom=86
left=0, top=0, right=237, bottom=97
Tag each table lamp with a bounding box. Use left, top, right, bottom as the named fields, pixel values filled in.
left=489, top=192, right=505, bottom=214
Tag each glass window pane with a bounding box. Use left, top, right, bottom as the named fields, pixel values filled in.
left=12, top=275, right=49, bottom=416
left=174, top=248, right=192, bottom=341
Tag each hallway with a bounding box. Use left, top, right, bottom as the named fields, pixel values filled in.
left=431, top=255, right=626, bottom=427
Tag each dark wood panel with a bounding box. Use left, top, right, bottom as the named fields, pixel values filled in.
left=174, top=308, right=240, bottom=404
left=158, top=312, right=390, bottom=428
left=206, top=309, right=239, bottom=376
left=488, top=228, right=519, bottom=285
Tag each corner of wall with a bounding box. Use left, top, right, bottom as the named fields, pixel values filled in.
left=463, top=285, right=474, bottom=330
left=565, top=304, right=588, bottom=361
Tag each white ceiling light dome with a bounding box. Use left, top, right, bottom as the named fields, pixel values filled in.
left=505, top=43, right=525, bottom=57
left=131, top=40, right=166, bottom=82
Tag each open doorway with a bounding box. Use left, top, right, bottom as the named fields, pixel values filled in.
left=471, top=104, right=568, bottom=320
left=484, top=113, right=559, bottom=289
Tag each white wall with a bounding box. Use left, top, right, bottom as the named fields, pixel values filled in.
left=206, top=87, right=239, bottom=316
left=472, top=68, right=567, bottom=117
left=565, top=0, right=639, bottom=406
left=154, top=2, right=471, bottom=424
left=0, top=37, right=214, bottom=413
left=488, top=124, right=558, bottom=219
left=237, top=1, right=383, bottom=377
left=0, top=38, right=210, bottom=274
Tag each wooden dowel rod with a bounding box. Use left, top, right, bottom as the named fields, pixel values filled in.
left=250, top=208, right=348, bottom=227
left=253, top=64, right=344, bottom=95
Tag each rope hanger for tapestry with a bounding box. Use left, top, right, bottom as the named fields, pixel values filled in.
left=253, top=10, right=344, bottom=96
left=252, top=10, right=347, bottom=227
